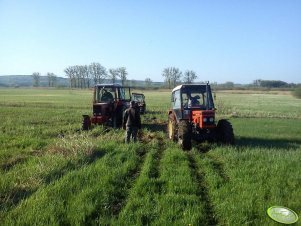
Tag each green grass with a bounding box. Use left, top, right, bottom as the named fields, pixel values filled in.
left=292, top=87, right=301, bottom=99
left=0, top=88, right=300, bottom=225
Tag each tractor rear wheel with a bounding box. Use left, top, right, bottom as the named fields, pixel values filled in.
left=178, top=120, right=192, bottom=150
left=216, top=119, right=234, bottom=144
left=82, top=115, right=91, bottom=131
left=168, top=114, right=177, bottom=141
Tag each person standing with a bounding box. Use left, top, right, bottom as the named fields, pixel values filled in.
left=123, top=101, right=141, bottom=143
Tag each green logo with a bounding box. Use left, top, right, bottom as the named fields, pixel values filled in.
left=267, top=206, right=298, bottom=224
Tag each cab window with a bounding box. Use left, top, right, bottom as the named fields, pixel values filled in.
left=173, top=90, right=181, bottom=108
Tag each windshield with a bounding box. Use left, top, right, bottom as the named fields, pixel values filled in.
left=132, top=94, right=144, bottom=102
left=181, top=85, right=214, bottom=110
left=95, top=86, right=115, bottom=103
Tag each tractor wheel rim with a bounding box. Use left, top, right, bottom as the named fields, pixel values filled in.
left=168, top=121, right=172, bottom=139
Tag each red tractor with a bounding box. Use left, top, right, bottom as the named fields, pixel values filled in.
left=82, top=84, right=132, bottom=130
left=168, top=83, right=234, bottom=150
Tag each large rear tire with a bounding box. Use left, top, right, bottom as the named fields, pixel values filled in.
left=168, top=114, right=177, bottom=141
left=178, top=120, right=192, bottom=150
left=216, top=119, right=234, bottom=144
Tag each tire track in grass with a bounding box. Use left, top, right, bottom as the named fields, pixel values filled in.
left=192, top=149, right=232, bottom=225
left=0, top=148, right=106, bottom=216
left=206, top=152, right=230, bottom=183
left=113, top=135, right=165, bottom=225
left=83, top=145, right=148, bottom=225
left=187, top=151, right=219, bottom=226
left=2, top=144, right=146, bottom=225
left=0, top=156, right=28, bottom=172
left=146, top=135, right=165, bottom=179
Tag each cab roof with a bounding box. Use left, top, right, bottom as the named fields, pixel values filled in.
left=172, top=83, right=210, bottom=93
left=95, top=83, right=122, bottom=87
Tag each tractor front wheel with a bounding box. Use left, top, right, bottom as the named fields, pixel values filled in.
left=82, top=115, right=91, bottom=131
left=177, top=120, right=192, bottom=150
left=216, top=119, right=234, bottom=144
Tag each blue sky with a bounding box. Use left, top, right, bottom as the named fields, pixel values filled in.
left=0, top=0, right=300, bottom=84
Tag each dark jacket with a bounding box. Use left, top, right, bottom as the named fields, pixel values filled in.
left=123, top=107, right=141, bottom=129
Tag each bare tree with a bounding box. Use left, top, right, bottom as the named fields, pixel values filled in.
left=74, top=65, right=83, bottom=88
left=170, top=67, right=182, bottom=87
left=82, top=65, right=90, bottom=88
left=51, top=74, right=57, bottom=87
left=109, top=68, right=119, bottom=84
left=89, top=63, right=107, bottom=85
left=32, top=72, right=41, bottom=87
left=78, top=65, right=87, bottom=88
left=183, top=70, right=197, bottom=84
left=47, top=72, right=52, bottom=87
left=162, top=68, right=172, bottom=89
left=64, top=66, right=76, bottom=88
left=47, top=72, right=57, bottom=87
left=118, top=67, right=128, bottom=85
left=145, top=77, right=153, bottom=89
left=162, top=67, right=182, bottom=88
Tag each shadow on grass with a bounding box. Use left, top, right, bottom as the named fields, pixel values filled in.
left=144, top=110, right=166, bottom=115
left=236, top=136, right=301, bottom=150
left=44, top=148, right=106, bottom=184
left=142, top=122, right=167, bottom=133
left=0, top=156, right=28, bottom=171
left=1, top=149, right=106, bottom=214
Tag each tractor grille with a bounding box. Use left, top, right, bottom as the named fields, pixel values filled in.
left=192, top=110, right=215, bottom=128
left=93, top=103, right=112, bottom=116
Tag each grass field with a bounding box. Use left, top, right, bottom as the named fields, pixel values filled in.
left=0, top=88, right=300, bottom=225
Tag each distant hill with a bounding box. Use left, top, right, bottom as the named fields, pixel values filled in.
left=0, top=75, right=69, bottom=87
left=0, top=75, right=163, bottom=88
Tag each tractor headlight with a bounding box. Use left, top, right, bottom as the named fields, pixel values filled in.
left=203, top=117, right=208, bottom=122
left=209, top=117, right=214, bottom=122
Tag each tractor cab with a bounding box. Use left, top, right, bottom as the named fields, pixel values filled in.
left=171, top=83, right=215, bottom=128
left=94, top=85, right=131, bottom=104
left=82, top=84, right=131, bottom=129
left=180, top=85, right=214, bottom=110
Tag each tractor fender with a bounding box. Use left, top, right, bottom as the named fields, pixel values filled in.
left=168, top=110, right=177, bottom=122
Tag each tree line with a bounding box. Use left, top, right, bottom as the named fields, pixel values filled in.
left=31, top=64, right=198, bottom=89
left=64, top=63, right=129, bottom=88
left=32, top=65, right=298, bottom=90
left=32, top=72, right=57, bottom=87
left=252, top=79, right=297, bottom=88
left=162, top=67, right=198, bottom=89
left=31, top=63, right=131, bottom=88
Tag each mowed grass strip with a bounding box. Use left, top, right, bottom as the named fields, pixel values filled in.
left=153, top=146, right=207, bottom=225
left=193, top=117, right=301, bottom=225
left=2, top=142, right=145, bottom=225
left=114, top=144, right=164, bottom=225
left=195, top=145, right=301, bottom=225
left=114, top=142, right=209, bottom=225
left=0, top=132, right=103, bottom=215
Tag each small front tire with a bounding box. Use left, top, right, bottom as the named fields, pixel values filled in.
left=178, top=120, right=192, bottom=150
left=82, top=115, right=91, bottom=131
